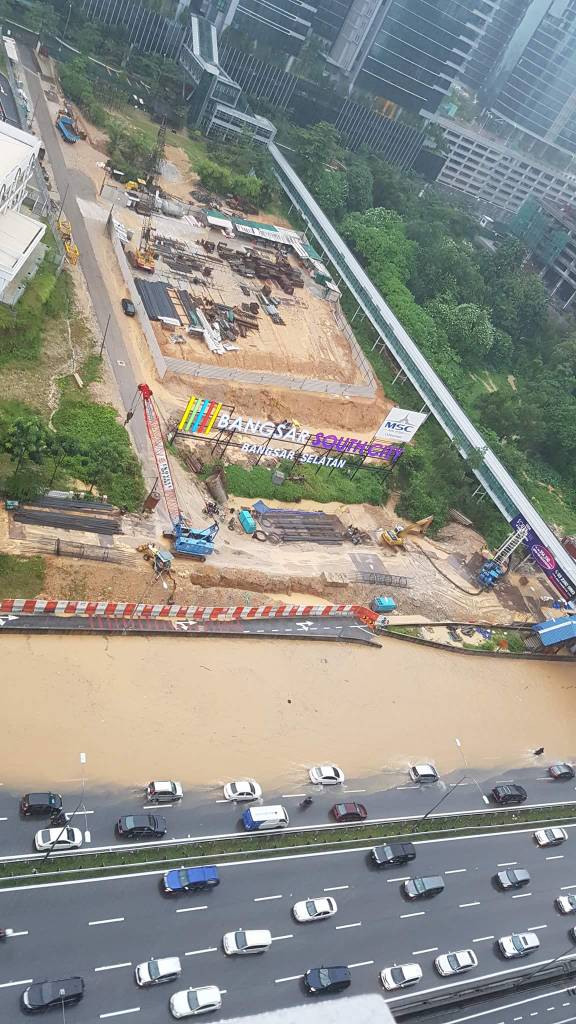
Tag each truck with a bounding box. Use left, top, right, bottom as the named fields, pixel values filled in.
left=56, top=115, right=80, bottom=144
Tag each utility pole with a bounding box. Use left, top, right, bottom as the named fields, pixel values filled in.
left=99, top=314, right=111, bottom=357
left=411, top=773, right=469, bottom=833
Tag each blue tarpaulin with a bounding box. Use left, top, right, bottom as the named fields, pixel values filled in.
left=532, top=616, right=576, bottom=647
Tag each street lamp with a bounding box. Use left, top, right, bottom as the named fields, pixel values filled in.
left=42, top=752, right=89, bottom=864
left=79, top=752, right=90, bottom=843
left=411, top=773, right=470, bottom=833
left=456, top=737, right=490, bottom=805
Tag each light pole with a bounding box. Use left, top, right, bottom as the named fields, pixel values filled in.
left=455, top=737, right=489, bottom=805
left=411, top=773, right=470, bottom=833
left=99, top=313, right=111, bottom=357
left=59, top=987, right=67, bottom=1024
left=42, top=753, right=89, bottom=864
left=79, top=752, right=90, bottom=843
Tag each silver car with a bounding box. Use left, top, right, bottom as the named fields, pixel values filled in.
left=146, top=781, right=183, bottom=803
left=435, top=949, right=478, bottom=976
left=380, top=963, right=422, bottom=990
left=170, top=985, right=222, bottom=1018
left=135, top=957, right=181, bottom=987
left=34, top=827, right=83, bottom=852
left=223, top=779, right=262, bottom=801
left=309, top=765, right=345, bottom=785
left=498, top=932, right=540, bottom=958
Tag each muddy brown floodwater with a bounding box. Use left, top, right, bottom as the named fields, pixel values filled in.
left=2, top=635, right=575, bottom=791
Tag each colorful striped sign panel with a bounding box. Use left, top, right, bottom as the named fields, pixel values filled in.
left=178, top=395, right=222, bottom=436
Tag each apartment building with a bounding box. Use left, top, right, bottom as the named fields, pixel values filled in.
left=0, top=121, right=46, bottom=303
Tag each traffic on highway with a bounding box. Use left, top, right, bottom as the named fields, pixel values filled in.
left=1, top=759, right=576, bottom=860
left=2, top=826, right=576, bottom=1021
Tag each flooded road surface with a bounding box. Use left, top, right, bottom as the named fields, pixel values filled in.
left=2, top=634, right=574, bottom=790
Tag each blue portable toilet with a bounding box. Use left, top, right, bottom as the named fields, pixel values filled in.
left=239, top=510, right=256, bottom=534
left=370, top=596, right=397, bottom=613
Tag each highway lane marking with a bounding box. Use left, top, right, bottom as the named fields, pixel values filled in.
left=512, top=892, right=532, bottom=898
left=65, top=808, right=94, bottom=815
left=348, top=961, right=374, bottom=968
left=282, top=794, right=306, bottom=798
left=472, top=936, right=494, bottom=943
left=546, top=855, right=564, bottom=860
left=176, top=906, right=207, bottom=913
left=385, top=969, right=574, bottom=1007
left=413, top=947, right=438, bottom=954
left=100, top=1010, right=140, bottom=1019
left=335, top=922, right=361, bottom=930
left=7, top=930, right=28, bottom=937
left=344, top=789, right=366, bottom=794
left=400, top=912, right=425, bottom=918
left=95, top=963, right=132, bottom=972
left=403, top=986, right=575, bottom=1022
left=387, top=876, right=410, bottom=883
left=561, top=884, right=576, bottom=890
left=142, top=804, right=174, bottom=810
left=528, top=925, right=548, bottom=930
left=271, top=934, right=293, bottom=941
left=254, top=895, right=283, bottom=902
left=446, top=868, right=467, bottom=874
left=185, top=948, right=217, bottom=956
left=89, top=917, right=124, bottom=926
left=274, top=975, right=302, bottom=983
left=324, top=885, right=349, bottom=892
left=459, top=901, right=481, bottom=907
left=215, top=799, right=228, bottom=803
left=0, top=817, right=8, bottom=821
left=0, top=979, right=33, bottom=988
left=498, top=861, right=518, bottom=867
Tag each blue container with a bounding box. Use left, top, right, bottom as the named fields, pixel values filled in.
left=370, top=596, right=397, bottom=613
left=239, top=510, right=256, bottom=534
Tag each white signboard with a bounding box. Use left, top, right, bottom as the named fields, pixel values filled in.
left=375, top=408, right=428, bottom=443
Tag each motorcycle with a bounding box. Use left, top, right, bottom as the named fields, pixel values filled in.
left=299, top=796, right=313, bottom=810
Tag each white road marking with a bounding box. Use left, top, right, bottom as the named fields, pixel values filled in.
left=7, top=930, right=28, bottom=937
left=460, top=901, right=481, bottom=908
left=95, top=962, right=132, bottom=972
left=142, top=804, right=173, bottom=810
left=348, top=960, right=374, bottom=968
left=185, top=947, right=217, bottom=956
left=528, top=925, right=547, bottom=931
left=89, top=917, right=124, bottom=926
left=65, top=808, right=94, bottom=815
left=254, top=895, right=283, bottom=902
left=387, top=877, right=410, bottom=883
left=561, top=883, right=576, bottom=890
left=271, top=934, right=293, bottom=941
left=100, top=1010, right=140, bottom=1019
left=547, top=855, right=564, bottom=860
left=512, top=892, right=532, bottom=898
left=215, top=798, right=228, bottom=803
left=386, top=970, right=574, bottom=1008
left=0, top=979, right=33, bottom=989
left=401, top=911, right=425, bottom=918
left=498, top=862, right=518, bottom=867
left=282, top=794, right=306, bottom=798
left=275, top=975, right=302, bottom=984
left=335, top=922, right=361, bottom=930
left=446, top=869, right=467, bottom=874
left=324, top=885, right=349, bottom=892
left=0, top=817, right=8, bottom=821
left=413, top=947, right=438, bottom=954
left=473, top=936, right=495, bottom=943
left=176, top=906, right=207, bottom=913
left=344, top=789, right=367, bottom=794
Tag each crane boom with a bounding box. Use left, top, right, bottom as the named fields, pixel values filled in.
left=138, top=383, right=181, bottom=526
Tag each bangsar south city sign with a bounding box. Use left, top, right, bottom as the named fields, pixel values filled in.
left=177, top=395, right=415, bottom=469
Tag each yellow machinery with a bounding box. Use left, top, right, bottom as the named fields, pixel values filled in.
left=58, top=215, right=79, bottom=265
left=379, top=516, right=433, bottom=549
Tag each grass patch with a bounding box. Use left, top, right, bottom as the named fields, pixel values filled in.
left=3, top=802, right=576, bottom=888
left=221, top=460, right=387, bottom=506
left=0, top=554, right=45, bottom=599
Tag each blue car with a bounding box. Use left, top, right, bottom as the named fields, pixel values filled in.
left=161, top=865, right=220, bottom=895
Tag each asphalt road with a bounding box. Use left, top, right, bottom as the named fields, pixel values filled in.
left=18, top=46, right=152, bottom=475
left=1, top=744, right=576, bottom=861
left=2, top=827, right=576, bottom=1022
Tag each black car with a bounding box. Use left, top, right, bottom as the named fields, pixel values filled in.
left=548, top=763, right=575, bottom=781
left=21, top=977, right=84, bottom=1013
left=115, top=814, right=167, bottom=840
left=304, top=966, right=351, bottom=995
left=494, top=868, right=531, bottom=890
left=371, top=842, right=416, bottom=867
left=490, top=784, right=527, bottom=806
left=121, top=298, right=136, bottom=317
left=19, top=793, right=62, bottom=817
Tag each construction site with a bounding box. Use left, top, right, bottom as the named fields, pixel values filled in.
left=1, top=47, right=575, bottom=658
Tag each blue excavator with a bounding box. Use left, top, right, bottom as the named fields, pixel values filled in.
left=139, top=383, right=218, bottom=562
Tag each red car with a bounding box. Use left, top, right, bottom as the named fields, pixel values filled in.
left=331, top=802, right=368, bottom=823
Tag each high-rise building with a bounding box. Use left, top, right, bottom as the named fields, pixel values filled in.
left=312, top=0, right=353, bottom=45
left=326, top=0, right=493, bottom=116
left=461, top=0, right=529, bottom=96
left=204, top=0, right=318, bottom=57
left=484, top=0, right=576, bottom=157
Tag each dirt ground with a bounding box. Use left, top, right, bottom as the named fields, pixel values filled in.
left=1, top=631, right=574, bottom=790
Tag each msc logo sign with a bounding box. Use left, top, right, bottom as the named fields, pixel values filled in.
left=375, top=408, right=428, bottom=444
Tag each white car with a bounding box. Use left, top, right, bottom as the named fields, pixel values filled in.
left=135, top=956, right=181, bottom=987
left=170, top=985, right=222, bottom=1018
left=380, top=963, right=423, bottom=990
left=498, top=932, right=540, bottom=958
left=309, top=765, right=345, bottom=785
left=409, top=764, right=439, bottom=783
left=146, top=781, right=183, bottom=803
left=292, top=897, right=337, bottom=923
left=534, top=827, right=568, bottom=847
left=222, top=929, right=272, bottom=955
left=34, top=827, right=83, bottom=852
left=556, top=895, right=576, bottom=914
left=435, top=949, right=478, bottom=976
left=223, top=779, right=262, bottom=802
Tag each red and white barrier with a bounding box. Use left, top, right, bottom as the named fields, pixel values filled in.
left=0, top=598, right=377, bottom=622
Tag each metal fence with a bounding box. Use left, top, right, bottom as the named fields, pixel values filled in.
left=108, top=219, right=167, bottom=379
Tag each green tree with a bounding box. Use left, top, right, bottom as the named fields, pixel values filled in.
left=3, top=419, right=50, bottom=474
left=80, top=437, right=134, bottom=496
left=314, top=169, right=348, bottom=220
left=345, top=158, right=374, bottom=212
left=426, top=297, right=495, bottom=363
left=28, top=1, right=60, bottom=34
left=341, top=208, right=415, bottom=282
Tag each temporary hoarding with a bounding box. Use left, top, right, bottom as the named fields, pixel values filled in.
left=375, top=408, right=428, bottom=443
left=511, top=514, right=576, bottom=601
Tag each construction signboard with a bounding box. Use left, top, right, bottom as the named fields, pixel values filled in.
left=375, top=408, right=428, bottom=443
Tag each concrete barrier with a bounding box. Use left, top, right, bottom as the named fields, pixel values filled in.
left=0, top=598, right=377, bottom=621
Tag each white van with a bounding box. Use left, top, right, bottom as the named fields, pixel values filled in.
left=242, top=805, right=289, bottom=831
